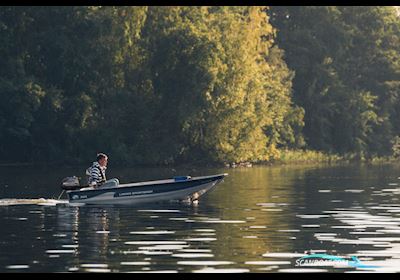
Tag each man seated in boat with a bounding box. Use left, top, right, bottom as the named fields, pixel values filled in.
left=86, top=153, right=119, bottom=189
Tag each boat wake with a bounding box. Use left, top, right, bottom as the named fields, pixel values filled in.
left=0, top=198, right=69, bottom=206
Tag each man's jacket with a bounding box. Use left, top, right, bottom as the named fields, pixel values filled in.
left=86, top=161, right=106, bottom=186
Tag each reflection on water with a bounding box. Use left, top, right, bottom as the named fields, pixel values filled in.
left=1, top=164, right=400, bottom=272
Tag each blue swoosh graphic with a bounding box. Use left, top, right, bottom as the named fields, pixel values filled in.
left=298, top=254, right=381, bottom=268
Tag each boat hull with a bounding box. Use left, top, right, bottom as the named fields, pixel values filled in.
left=66, top=174, right=227, bottom=205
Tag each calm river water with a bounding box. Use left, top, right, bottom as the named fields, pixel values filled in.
left=1, top=163, right=400, bottom=273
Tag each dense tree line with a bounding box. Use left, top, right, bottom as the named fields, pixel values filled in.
left=0, top=6, right=399, bottom=166
left=270, top=6, right=400, bottom=159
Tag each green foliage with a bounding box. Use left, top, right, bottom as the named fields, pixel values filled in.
left=270, top=6, right=400, bottom=159
left=391, top=136, right=400, bottom=158
left=0, top=6, right=302, bottom=165
left=2, top=6, right=400, bottom=166
left=278, top=149, right=344, bottom=164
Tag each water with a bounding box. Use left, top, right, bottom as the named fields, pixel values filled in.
left=1, top=163, right=400, bottom=272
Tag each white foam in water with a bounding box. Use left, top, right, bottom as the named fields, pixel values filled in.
left=328, top=238, right=390, bottom=245
left=178, top=249, right=212, bottom=253
left=120, top=262, right=151, bottom=266
left=344, top=189, right=364, bottom=193
left=382, top=189, right=400, bottom=192
left=184, top=238, right=217, bottom=242
left=130, top=231, right=175, bottom=235
left=349, top=231, right=384, bottom=235
left=334, top=214, right=400, bottom=227
left=353, top=251, right=399, bottom=257
left=96, top=231, right=110, bottom=234
left=6, top=265, right=30, bottom=269
left=127, top=270, right=178, bottom=273
left=262, top=252, right=305, bottom=258
left=278, top=229, right=300, bottom=233
left=369, top=205, right=400, bottom=210
left=62, top=244, right=79, bottom=248
left=52, top=234, right=67, bottom=237
left=172, top=253, right=214, bottom=258
left=84, top=268, right=111, bottom=273
left=0, top=198, right=68, bottom=206
left=250, top=226, right=267, bottom=229
left=257, top=203, right=277, bottom=207
left=125, top=241, right=187, bottom=245
left=194, top=229, right=215, bottom=232
left=309, top=250, right=327, bottom=254
left=196, top=233, right=216, bottom=236
left=314, top=233, right=337, bottom=240
left=360, top=237, right=400, bottom=242
left=127, top=250, right=173, bottom=256
left=301, top=225, right=321, bottom=228
left=296, top=215, right=330, bottom=219
left=45, top=250, right=75, bottom=254
left=377, top=229, right=400, bottom=234
left=193, top=268, right=249, bottom=273
left=138, top=244, right=189, bottom=250
left=197, top=217, right=215, bottom=220
left=177, top=261, right=234, bottom=266
left=81, top=264, right=108, bottom=268
left=68, top=267, right=79, bottom=272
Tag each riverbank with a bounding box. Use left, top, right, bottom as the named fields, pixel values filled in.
left=0, top=149, right=398, bottom=169
left=272, top=149, right=399, bottom=166
left=274, top=149, right=345, bottom=165
left=226, top=149, right=399, bottom=168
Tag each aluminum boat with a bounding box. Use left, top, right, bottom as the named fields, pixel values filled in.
left=65, top=173, right=227, bottom=205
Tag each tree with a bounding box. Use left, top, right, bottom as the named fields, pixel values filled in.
left=270, top=6, right=400, bottom=158
left=0, top=6, right=303, bottom=165
left=138, top=6, right=303, bottom=164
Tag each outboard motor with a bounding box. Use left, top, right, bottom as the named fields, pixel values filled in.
left=61, top=176, right=81, bottom=190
